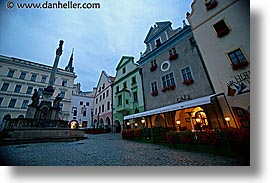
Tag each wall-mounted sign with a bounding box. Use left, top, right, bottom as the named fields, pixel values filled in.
left=227, top=70, right=250, bottom=96
left=177, top=95, right=190, bottom=103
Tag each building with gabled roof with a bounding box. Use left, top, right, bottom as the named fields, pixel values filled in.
left=93, top=71, right=114, bottom=131
left=187, top=0, right=250, bottom=128
left=112, top=56, right=144, bottom=132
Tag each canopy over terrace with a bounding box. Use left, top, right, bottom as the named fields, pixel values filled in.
left=124, top=93, right=223, bottom=121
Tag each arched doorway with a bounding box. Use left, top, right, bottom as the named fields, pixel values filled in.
left=99, top=118, right=104, bottom=129
left=114, top=120, right=121, bottom=133
left=154, top=115, right=165, bottom=127
left=94, top=119, right=98, bottom=129
left=69, top=120, right=79, bottom=129
left=105, top=116, right=111, bottom=131
left=232, top=107, right=250, bottom=128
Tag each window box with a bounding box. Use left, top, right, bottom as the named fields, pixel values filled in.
left=205, top=0, right=218, bottom=10
left=232, top=61, right=249, bottom=70
left=183, top=79, right=194, bottom=86
left=150, top=64, right=157, bottom=72
left=162, top=87, right=168, bottom=92
left=168, top=85, right=176, bottom=90
left=169, top=53, right=178, bottom=61
left=217, top=27, right=230, bottom=38
left=162, top=85, right=176, bottom=92
left=151, top=90, right=158, bottom=96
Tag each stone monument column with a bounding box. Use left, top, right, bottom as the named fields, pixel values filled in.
left=43, top=40, right=64, bottom=102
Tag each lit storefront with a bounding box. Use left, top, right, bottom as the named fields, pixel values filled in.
left=124, top=93, right=237, bottom=142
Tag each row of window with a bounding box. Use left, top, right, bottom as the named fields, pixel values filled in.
left=6, top=69, right=68, bottom=86
left=72, top=106, right=91, bottom=117
left=116, top=91, right=138, bottom=106
left=94, top=101, right=111, bottom=115
left=115, top=77, right=137, bottom=93
left=151, top=66, right=193, bottom=93
left=79, top=101, right=90, bottom=106
left=95, top=89, right=110, bottom=104
left=0, top=82, right=66, bottom=98
left=0, top=97, right=29, bottom=109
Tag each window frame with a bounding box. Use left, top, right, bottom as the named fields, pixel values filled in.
left=181, top=66, right=194, bottom=82
left=8, top=98, right=17, bottom=108
left=19, top=71, right=27, bottom=80
left=21, top=100, right=29, bottom=109
left=26, top=86, right=33, bottom=94
left=213, top=19, right=230, bottom=38
left=41, top=75, right=47, bottom=83
left=14, top=84, right=22, bottom=93
left=30, top=73, right=37, bottom=82
left=226, top=48, right=249, bottom=70
left=7, top=69, right=15, bottom=78
left=161, top=72, right=176, bottom=88
left=1, top=82, right=10, bottom=91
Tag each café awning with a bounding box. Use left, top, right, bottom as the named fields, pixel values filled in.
left=124, top=93, right=222, bottom=120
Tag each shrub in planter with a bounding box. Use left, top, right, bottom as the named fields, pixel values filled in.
left=196, top=130, right=223, bottom=147
left=122, top=129, right=134, bottom=140
left=223, top=127, right=250, bottom=146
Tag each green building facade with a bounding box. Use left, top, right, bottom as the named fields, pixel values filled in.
left=112, top=56, right=144, bottom=131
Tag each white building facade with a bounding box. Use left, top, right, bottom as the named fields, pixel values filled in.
left=0, top=55, right=77, bottom=124
left=68, top=85, right=96, bottom=129
left=187, top=0, right=250, bottom=128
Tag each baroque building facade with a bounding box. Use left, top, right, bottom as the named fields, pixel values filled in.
left=93, top=71, right=114, bottom=131
left=0, top=54, right=77, bottom=124
left=112, top=56, right=144, bottom=132
left=187, top=0, right=250, bottom=128
left=124, top=21, right=231, bottom=141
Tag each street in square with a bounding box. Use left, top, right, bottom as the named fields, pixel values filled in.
left=0, top=133, right=246, bottom=166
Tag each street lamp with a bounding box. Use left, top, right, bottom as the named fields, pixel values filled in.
left=141, top=118, right=145, bottom=124
left=176, top=119, right=180, bottom=132
left=224, top=116, right=230, bottom=127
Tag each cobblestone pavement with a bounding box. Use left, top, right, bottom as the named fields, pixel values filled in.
left=0, top=133, right=246, bottom=166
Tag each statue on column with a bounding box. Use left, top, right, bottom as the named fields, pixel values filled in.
left=31, top=89, right=39, bottom=106
left=53, top=93, right=62, bottom=108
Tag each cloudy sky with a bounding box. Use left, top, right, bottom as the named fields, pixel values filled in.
left=0, top=0, right=193, bottom=91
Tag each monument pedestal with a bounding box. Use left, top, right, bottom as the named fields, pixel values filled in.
left=25, top=105, right=37, bottom=119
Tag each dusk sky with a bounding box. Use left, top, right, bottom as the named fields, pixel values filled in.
left=0, top=0, right=193, bottom=91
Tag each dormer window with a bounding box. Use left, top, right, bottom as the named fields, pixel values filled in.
left=155, top=38, right=161, bottom=47
left=213, top=19, right=230, bottom=38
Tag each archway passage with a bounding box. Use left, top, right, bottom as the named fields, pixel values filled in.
left=114, top=120, right=121, bottom=133
left=93, top=119, right=98, bottom=129
left=69, top=120, right=79, bottom=129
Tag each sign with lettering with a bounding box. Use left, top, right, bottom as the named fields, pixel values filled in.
left=227, top=71, right=250, bottom=96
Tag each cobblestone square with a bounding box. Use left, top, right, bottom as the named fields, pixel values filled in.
left=0, top=133, right=247, bottom=166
